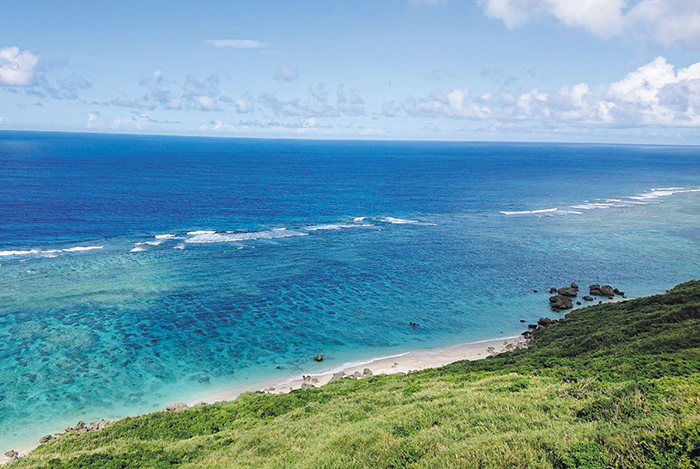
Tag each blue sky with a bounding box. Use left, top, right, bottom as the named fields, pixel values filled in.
left=1, top=0, right=700, bottom=143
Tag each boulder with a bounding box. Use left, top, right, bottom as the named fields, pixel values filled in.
left=300, top=383, right=315, bottom=390
left=313, top=354, right=324, bottom=362
left=583, top=295, right=594, bottom=301
left=549, top=287, right=558, bottom=293
left=4, top=450, right=18, bottom=459
left=96, top=420, right=107, bottom=430
left=576, top=301, right=581, bottom=305
left=329, top=371, right=345, bottom=382
left=362, top=368, right=373, bottom=377
left=557, top=287, right=578, bottom=297
left=39, top=435, right=53, bottom=444
left=570, top=282, right=579, bottom=290
left=549, top=295, right=573, bottom=311
left=528, top=323, right=538, bottom=329
left=613, top=288, right=625, bottom=296
left=537, top=317, right=553, bottom=326
left=589, top=284, right=614, bottom=298
left=352, top=371, right=362, bottom=378
left=165, top=402, right=188, bottom=412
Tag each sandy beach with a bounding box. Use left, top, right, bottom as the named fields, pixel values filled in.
left=203, top=335, right=528, bottom=401
left=0, top=334, right=527, bottom=465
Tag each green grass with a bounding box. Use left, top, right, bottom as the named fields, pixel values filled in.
left=11, top=280, right=700, bottom=468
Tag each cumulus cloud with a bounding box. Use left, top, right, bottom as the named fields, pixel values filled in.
left=0, top=46, right=91, bottom=100
left=257, top=84, right=366, bottom=117
left=109, top=70, right=224, bottom=112
left=199, top=118, right=333, bottom=135
left=273, top=67, right=299, bottom=82
left=385, top=56, right=700, bottom=127
left=234, top=94, right=255, bottom=113
left=203, top=39, right=267, bottom=49
left=477, top=0, right=700, bottom=46
left=0, top=46, right=38, bottom=86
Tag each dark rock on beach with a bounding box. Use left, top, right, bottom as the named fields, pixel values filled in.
left=363, top=368, right=373, bottom=377
left=301, top=383, right=315, bottom=390
left=4, top=450, right=18, bottom=459
left=537, top=317, right=553, bottom=327
left=39, top=435, right=53, bottom=444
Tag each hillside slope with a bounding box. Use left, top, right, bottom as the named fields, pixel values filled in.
left=9, top=281, right=700, bottom=468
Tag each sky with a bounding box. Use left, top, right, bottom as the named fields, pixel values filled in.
left=1, top=0, right=700, bottom=143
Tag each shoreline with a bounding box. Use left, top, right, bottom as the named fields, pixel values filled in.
left=200, top=335, right=527, bottom=402
left=0, top=334, right=527, bottom=465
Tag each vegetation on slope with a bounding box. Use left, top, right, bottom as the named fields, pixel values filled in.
left=10, top=281, right=700, bottom=468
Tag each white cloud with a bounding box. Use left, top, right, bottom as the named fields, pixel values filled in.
left=387, top=56, right=700, bottom=127
left=0, top=46, right=39, bottom=86
left=477, top=0, right=700, bottom=46
left=274, top=67, right=300, bottom=82
left=234, top=95, right=255, bottom=113
left=203, top=39, right=267, bottom=49
left=0, top=116, right=9, bottom=124
left=109, top=71, right=223, bottom=111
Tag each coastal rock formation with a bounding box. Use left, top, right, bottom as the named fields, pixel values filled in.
left=537, top=317, right=553, bottom=327
left=313, top=354, right=324, bottom=362
left=4, top=450, right=18, bottom=461
left=528, top=323, right=537, bottom=329
left=329, top=371, right=345, bottom=382
left=166, top=402, right=188, bottom=412
left=583, top=295, right=594, bottom=301
left=363, top=368, right=373, bottom=377
left=557, top=286, right=578, bottom=297
left=549, top=295, right=573, bottom=311
left=589, top=284, right=615, bottom=298
left=39, top=435, right=53, bottom=444
left=301, top=383, right=315, bottom=390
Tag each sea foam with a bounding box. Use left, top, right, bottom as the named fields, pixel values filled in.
left=500, top=208, right=558, bottom=215
left=0, top=246, right=104, bottom=257
left=185, top=229, right=308, bottom=244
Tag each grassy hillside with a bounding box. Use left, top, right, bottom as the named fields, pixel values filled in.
left=10, top=281, right=700, bottom=469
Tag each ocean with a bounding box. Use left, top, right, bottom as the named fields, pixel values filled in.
left=1, top=131, right=699, bottom=450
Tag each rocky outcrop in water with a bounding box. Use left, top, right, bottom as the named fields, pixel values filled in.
left=589, top=284, right=625, bottom=299
left=313, top=354, right=324, bottom=362
left=549, top=295, right=573, bottom=311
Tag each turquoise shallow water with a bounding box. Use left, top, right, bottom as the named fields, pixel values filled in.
left=0, top=132, right=699, bottom=449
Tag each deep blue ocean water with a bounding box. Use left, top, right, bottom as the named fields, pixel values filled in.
left=1, top=131, right=699, bottom=449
